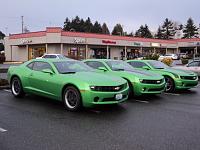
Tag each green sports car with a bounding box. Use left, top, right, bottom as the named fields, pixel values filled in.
left=127, top=60, right=198, bottom=92
left=7, top=59, right=129, bottom=111
left=84, top=59, right=166, bottom=96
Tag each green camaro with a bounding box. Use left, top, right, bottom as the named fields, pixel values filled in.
left=8, top=59, right=129, bottom=111
left=127, top=60, right=198, bottom=92
left=84, top=59, right=166, bottom=96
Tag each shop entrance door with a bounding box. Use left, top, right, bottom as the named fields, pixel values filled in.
left=68, top=47, right=86, bottom=60
left=28, top=47, right=46, bottom=60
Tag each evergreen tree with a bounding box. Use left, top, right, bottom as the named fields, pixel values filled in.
left=91, top=21, right=102, bottom=33
left=71, top=16, right=82, bottom=32
left=135, top=24, right=153, bottom=38
left=0, top=31, right=5, bottom=39
left=155, top=26, right=163, bottom=39
left=183, top=17, right=198, bottom=38
left=102, top=23, right=110, bottom=34
left=63, top=17, right=71, bottom=31
left=112, top=24, right=124, bottom=35
left=84, top=17, right=93, bottom=33
left=161, top=18, right=176, bottom=39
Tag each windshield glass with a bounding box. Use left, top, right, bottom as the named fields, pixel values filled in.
left=106, top=60, right=134, bottom=71
left=148, top=61, right=169, bottom=69
left=57, top=54, right=67, bottom=59
left=53, top=61, right=94, bottom=74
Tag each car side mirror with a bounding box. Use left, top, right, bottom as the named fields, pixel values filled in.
left=142, top=66, right=150, bottom=70
left=98, top=67, right=108, bottom=72
left=42, top=69, right=54, bottom=75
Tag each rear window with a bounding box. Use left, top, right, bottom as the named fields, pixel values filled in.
left=43, top=55, right=57, bottom=58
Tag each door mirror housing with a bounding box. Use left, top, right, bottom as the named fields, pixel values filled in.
left=42, top=69, right=54, bottom=74
left=98, top=67, right=108, bottom=72
left=142, top=66, right=150, bottom=70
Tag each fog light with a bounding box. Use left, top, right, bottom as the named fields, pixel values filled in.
left=94, top=97, right=99, bottom=102
left=142, top=88, right=146, bottom=91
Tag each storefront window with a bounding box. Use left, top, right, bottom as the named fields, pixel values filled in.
left=68, top=47, right=86, bottom=60
left=28, top=47, right=46, bottom=60
left=89, top=48, right=108, bottom=59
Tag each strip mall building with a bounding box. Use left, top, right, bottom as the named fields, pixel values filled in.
left=4, top=27, right=200, bottom=61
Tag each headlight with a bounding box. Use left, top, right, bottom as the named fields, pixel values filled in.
left=139, top=79, right=143, bottom=83
left=90, top=86, right=96, bottom=90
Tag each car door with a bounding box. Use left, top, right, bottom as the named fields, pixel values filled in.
left=28, top=61, right=58, bottom=97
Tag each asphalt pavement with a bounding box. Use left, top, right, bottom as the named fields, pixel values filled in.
left=1, top=84, right=200, bottom=150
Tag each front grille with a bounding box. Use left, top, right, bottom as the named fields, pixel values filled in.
left=141, top=79, right=164, bottom=84
left=102, top=95, right=127, bottom=102
left=180, top=76, right=197, bottom=80
left=184, top=82, right=198, bottom=87
left=148, top=86, right=165, bottom=92
left=90, top=83, right=127, bottom=92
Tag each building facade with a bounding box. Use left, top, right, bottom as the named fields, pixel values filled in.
left=4, top=27, right=200, bottom=62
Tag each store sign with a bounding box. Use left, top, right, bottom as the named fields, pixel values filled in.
left=74, top=38, right=86, bottom=44
left=151, top=43, right=161, bottom=47
left=21, top=39, right=32, bottom=44
left=133, top=42, right=142, bottom=46
left=102, top=40, right=116, bottom=44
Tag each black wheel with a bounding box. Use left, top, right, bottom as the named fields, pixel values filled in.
left=11, top=77, right=25, bottom=98
left=62, top=86, right=82, bottom=111
left=126, top=80, right=134, bottom=98
left=164, top=76, right=175, bottom=93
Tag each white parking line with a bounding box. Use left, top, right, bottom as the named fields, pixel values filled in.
left=3, top=89, right=11, bottom=93
left=0, top=127, right=7, bottom=132
left=164, top=93, right=180, bottom=96
left=135, top=100, right=149, bottom=103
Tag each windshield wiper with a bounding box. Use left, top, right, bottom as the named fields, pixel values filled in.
left=155, top=68, right=164, bottom=69
left=114, top=68, right=124, bottom=71
left=62, top=71, right=76, bottom=74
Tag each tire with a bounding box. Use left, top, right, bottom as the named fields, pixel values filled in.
left=62, top=86, right=82, bottom=111
left=126, top=80, right=134, bottom=98
left=11, top=77, right=25, bottom=98
left=164, top=76, right=175, bottom=93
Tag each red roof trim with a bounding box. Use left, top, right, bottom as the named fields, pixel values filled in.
left=8, top=27, right=200, bottom=44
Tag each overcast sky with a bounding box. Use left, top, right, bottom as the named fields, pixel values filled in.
left=0, top=0, right=199, bottom=35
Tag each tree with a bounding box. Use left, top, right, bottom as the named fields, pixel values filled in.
left=135, top=24, right=153, bottom=38
left=161, top=18, right=176, bottom=39
left=183, top=17, right=199, bottom=38
left=155, top=26, right=163, bottom=39
left=84, top=17, right=93, bottom=33
left=91, top=21, right=102, bottom=33
left=63, top=17, right=71, bottom=31
left=102, top=23, right=110, bottom=34
left=0, top=31, right=5, bottom=39
left=112, top=24, right=124, bottom=35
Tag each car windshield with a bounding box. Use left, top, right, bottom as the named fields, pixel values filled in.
left=148, top=61, right=169, bottom=69
left=57, top=55, right=67, bottom=59
left=106, top=60, right=134, bottom=71
left=53, top=61, right=94, bottom=74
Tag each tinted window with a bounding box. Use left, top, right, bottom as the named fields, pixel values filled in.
left=148, top=61, right=169, bottom=69
left=85, top=61, right=105, bottom=69
left=53, top=61, right=93, bottom=74
left=128, top=61, right=148, bottom=68
left=27, top=62, right=34, bottom=70
left=33, top=62, right=52, bottom=71
left=188, top=61, right=200, bottom=67
left=105, top=60, right=133, bottom=71
left=43, top=55, right=57, bottom=58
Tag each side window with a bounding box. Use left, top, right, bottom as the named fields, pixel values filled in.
left=187, top=61, right=199, bottom=67
left=85, top=61, right=105, bottom=69
left=43, top=55, right=57, bottom=58
left=129, top=62, right=148, bottom=68
left=26, top=62, right=34, bottom=70
left=32, top=62, right=52, bottom=71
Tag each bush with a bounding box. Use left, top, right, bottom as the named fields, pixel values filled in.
left=143, top=54, right=159, bottom=60
left=181, top=58, right=189, bottom=65
left=161, top=58, right=173, bottom=66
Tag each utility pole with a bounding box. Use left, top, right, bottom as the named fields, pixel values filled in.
left=21, top=16, right=24, bottom=33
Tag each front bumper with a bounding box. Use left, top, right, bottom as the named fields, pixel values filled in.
left=174, top=78, right=198, bottom=90
left=133, top=82, right=166, bottom=96
left=80, top=86, right=129, bottom=107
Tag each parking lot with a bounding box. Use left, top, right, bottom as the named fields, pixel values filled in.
left=0, top=83, right=200, bottom=150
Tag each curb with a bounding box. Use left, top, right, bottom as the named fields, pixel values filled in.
left=0, top=85, right=10, bottom=90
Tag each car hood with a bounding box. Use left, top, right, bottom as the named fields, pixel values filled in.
left=61, top=71, right=126, bottom=86
left=114, top=69, right=163, bottom=80
left=159, top=67, right=196, bottom=76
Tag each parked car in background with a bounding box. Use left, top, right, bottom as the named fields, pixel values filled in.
left=127, top=60, right=198, bottom=92
left=84, top=59, right=166, bottom=96
left=36, top=54, right=68, bottom=59
left=173, top=60, right=200, bottom=76
left=178, top=53, right=187, bottom=59
left=158, top=54, right=178, bottom=61
left=7, top=59, right=129, bottom=111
